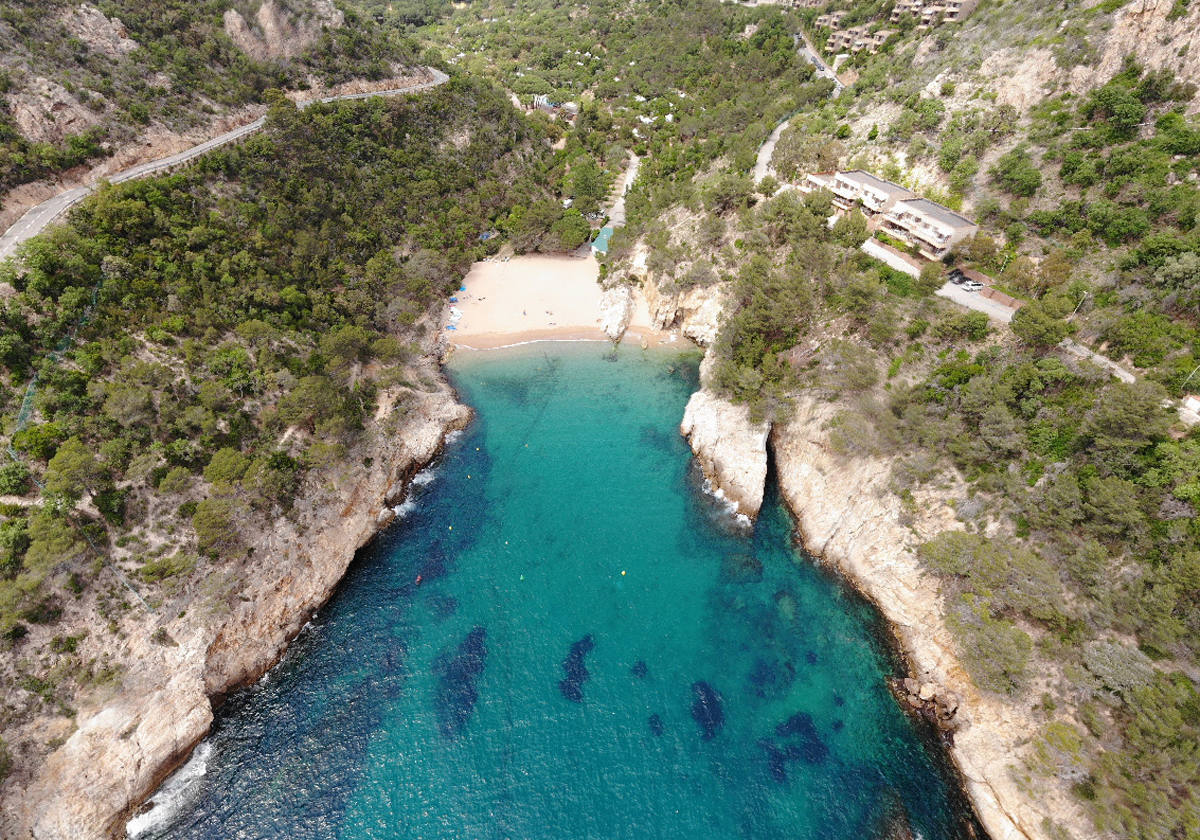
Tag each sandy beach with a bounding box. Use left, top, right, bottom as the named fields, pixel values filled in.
left=444, top=253, right=681, bottom=351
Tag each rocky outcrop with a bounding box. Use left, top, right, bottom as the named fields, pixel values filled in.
left=642, top=275, right=726, bottom=346
left=978, top=0, right=1200, bottom=116
left=11, top=379, right=470, bottom=840
left=1076, top=0, right=1200, bottom=114
left=5, top=77, right=100, bottom=145
left=770, top=395, right=1093, bottom=840
left=61, top=4, right=139, bottom=59
left=680, top=389, right=769, bottom=519
left=598, top=284, right=634, bottom=341
left=223, top=0, right=345, bottom=62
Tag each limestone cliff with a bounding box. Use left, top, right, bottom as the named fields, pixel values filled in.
left=769, top=396, right=1093, bottom=840
left=598, top=284, right=634, bottom=341
left=641, top=275, right=726, bottom=346
left=223, top=0, right=345, bottom=63
left=7, top=379, right=470, bottom=840
left=679, top=390, right=769, bottom=520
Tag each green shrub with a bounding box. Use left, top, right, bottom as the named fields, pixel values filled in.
left=138, top=552, right=197, bottom=583
left=0, top=463, right=30, bottom=496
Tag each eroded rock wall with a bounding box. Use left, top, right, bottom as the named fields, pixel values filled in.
left=223, top=0, right=345, bottom=62
left=769, top=395, right=1094, bottom=840
left=679, top=389, right=769, bottom=519
left=11, top=382, right=470, bottom=840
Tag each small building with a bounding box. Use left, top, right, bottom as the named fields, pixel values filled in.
left=881, top=197, right=978, bottom=260
left=591, top=226, right=614, bottom=255
left=865, top=29, right=897, bottom=52
left=942, top=0, right=979, bottom=21
left=815, top=11, right=847, bottom=28
left=829, top=170, right=915, bottom=214
left=798, top=172, right=838, bottom=196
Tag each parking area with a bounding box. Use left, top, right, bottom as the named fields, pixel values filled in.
left=935, top=281, right=1017, bottom=323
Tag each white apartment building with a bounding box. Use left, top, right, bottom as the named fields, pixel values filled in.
left=829, top=170, right=915, bottom=214
left=880, top=197, right=978, bottom=259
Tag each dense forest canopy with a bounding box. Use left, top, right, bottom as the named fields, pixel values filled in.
left=1, top=0, right=1199, bottom=837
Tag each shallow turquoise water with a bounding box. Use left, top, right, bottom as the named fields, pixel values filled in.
left=145, top=344, right=979, bottom=840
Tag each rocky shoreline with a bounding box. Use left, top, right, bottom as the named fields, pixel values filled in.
left=647, top=272, right=1088, bottom=840
left=4, top=361, right=470, bottom=840
left=680, top=380, right=1090, bottom=840
left=9, top=274, right=1083, bottom=840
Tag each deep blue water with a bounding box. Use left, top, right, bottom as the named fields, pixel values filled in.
left=134, top=343, right=979, bottom=840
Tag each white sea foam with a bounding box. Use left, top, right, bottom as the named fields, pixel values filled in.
left=125, top=741, right=213, bottom=838
left=411, top=465, right=439, bottom=487
left=698, top=475, right=752, bottom=531
left=392, top=497, right=419, bottom=519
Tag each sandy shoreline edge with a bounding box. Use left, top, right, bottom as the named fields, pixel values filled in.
left=443, top=253, right=682, bottom=351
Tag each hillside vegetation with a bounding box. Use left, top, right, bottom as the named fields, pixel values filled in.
left=0, top=0, right=416, bottom=196
left=457, top=1, right=1200, bottom=836
left=0, top=75, right=575, bottom=795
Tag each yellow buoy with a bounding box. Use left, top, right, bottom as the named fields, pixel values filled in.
left=621, top=570, right=626, bottom=576
left=448, top=525, right=453, bottom=530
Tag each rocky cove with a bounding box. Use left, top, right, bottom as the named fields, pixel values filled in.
left=9, top=272, right=1062, bottom=840
left=3, top=352, right=471, bottom=840
left=657, top=274, right=1089, bottom=840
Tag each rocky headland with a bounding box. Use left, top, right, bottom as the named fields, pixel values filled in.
left=3, top=360, right=470, bottom=840
left=648, top=274, right=1091, bottom=840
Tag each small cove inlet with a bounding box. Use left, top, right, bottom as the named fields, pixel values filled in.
left=130, top=343, right=981, bottom=840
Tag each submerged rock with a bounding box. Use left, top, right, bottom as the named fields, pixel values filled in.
left=433, top=626, right=488, bottom=739
left=648, top=714, right=665, bottom=736
left=419, top=546, right=450, bottom=581
left=690, top=681, right=725, bottom=740
left=720, top=553, right=764, bottom=584
left=746, top=657, right=795, bottom=700
left=559, top=634, right=596, bottom=703
left=775, top=711, right=829, bottom=764
left=760, top=740, right=788, bottom=782
left=630, top=660, right=648, bottom=679
left=760, top=711, right=830, bottom=783
left=430, top=595, right=458, bottom=620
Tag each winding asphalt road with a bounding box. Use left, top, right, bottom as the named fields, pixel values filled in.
left=0, top=68, right=450, bottom=262
left=752, top=34, right=843, bottom=184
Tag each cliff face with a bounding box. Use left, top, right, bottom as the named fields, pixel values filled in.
left=675, top=358, right=1092, bottom=840
left=679, top=390, right=769, bottom=519
left=641, top=275, right=726, bottom=346
left=9, top=379, right=470, bottom=840
left=770, top=396, right=1092, bottom=840
left=223, top=0, right=345, bottom=63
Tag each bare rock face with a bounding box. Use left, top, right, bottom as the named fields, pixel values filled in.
left=5, top=77, right=100, bottom=145
left=598, top=284, right=634, bottom=341
left=680, top=389, right=769, bottom=519
left=642, top=275, right=726, bottom=346
left=771, top=395, right=1095, bottom=840
left=15, top=382, right=469, bottom=840
left=22, top=654, right=212, bottom=840
left=1075, top=0, right=1200, bottom=114
left=979, top=0, right=1200, bottom=116
left=224, top=0, right=345, bottom=62
left=61, top=4, right=139, bottom=58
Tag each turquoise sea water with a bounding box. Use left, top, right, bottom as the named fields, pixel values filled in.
left=141, top=344, right=979, bottom=840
